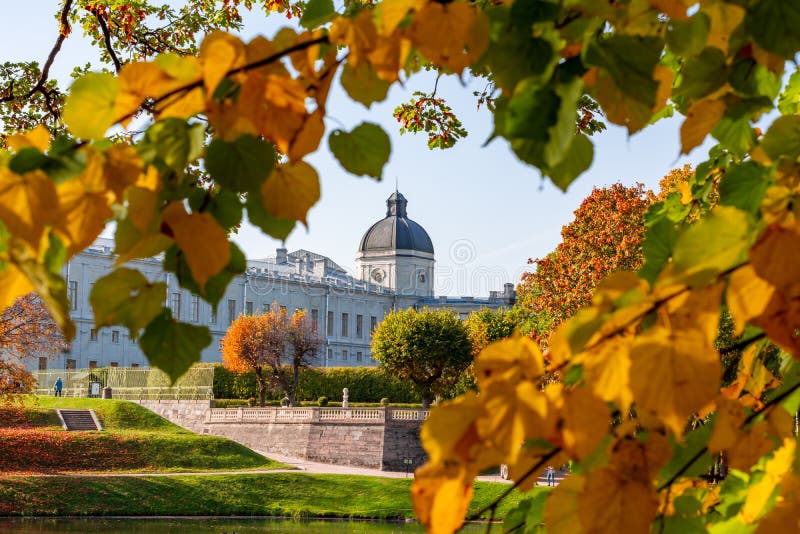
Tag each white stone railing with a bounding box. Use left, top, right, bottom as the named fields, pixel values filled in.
left=207, top=406, right=429, bottom=424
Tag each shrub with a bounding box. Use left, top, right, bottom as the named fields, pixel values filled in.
left=317, top=396, right=328, bottom=407
left=380, top=398, right=390, bottom=406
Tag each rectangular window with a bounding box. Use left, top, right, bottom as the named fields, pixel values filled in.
left=342, top=350, right=348, bottom=361
left=327, top=311, right=334, bottom=336
left=262, top=303, right=271, bottom=313
left=131, top=363, right=140, bottom=368
left=210, top=307, right=217, bottom=325
left=170, top=292, right=181, bottom=320
left=280, top=305, right=287, bottom=313
left=66, top=359, right=76, bottom=369
left=38, top=357, right=47, bottom=370
left=111, top=330, right=120, bottom=344
left=327, top=348, right=333, bottom=360
left=190, top=295, right=200, bottom=322
left=90, top=329, right=98, bottom=342
left=228, top=299, right=236, bottom=324
left=342, top=313, right=349, bottom=337
left=110, top=362, right=119, bottom=368
left=88, top=360, right=97, bottom=369
left=246, top=301, right=254, bottom=315
left=68, top=280, right=78, bottom=311
left=311, top=309, right=319, bottom=332
left=356, top=315, right=363, bottom=338
left=370, top=316, right=377, bottom=334
left=357, top=351, right=363, bottom=362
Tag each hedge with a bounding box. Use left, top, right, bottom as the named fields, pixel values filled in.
left=213, top=365, right=421, bottom=403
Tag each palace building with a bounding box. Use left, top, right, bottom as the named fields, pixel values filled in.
left=38, top=192, right=516, bottom=370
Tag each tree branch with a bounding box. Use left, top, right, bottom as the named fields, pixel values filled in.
left=94, top=10, right=123, bottom=72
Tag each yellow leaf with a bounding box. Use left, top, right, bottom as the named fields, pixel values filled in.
left=681, top=98, right=726, bottom=155
left=0, top=263, right=34, bottom=312
left=578, top=467, right=658, bottom=534
left=161, top=202, right=230, bottom=289
left=245, top=36, right=290, bottom=77
left=750, top=224, right=800, bottom=292
left=260, top=161, right=320, bottom=225
left=239, top=73, right=308, bottom=153
left=408, top=1, right=489, bottom=73
left=741, top=438, right=795, bottom=523
left=199, top=31, right=245, bottom=94
left=377, top=0, right=416, bottom=35
left=420, top=392, right=481, bottom=465
left=702, top=0, right=746, bottom=54
left=7, top=125, right=51, bottom=152
left=288, top=110, right=325, bottom=162
left=543, top=474, right=585, bottom=534
left=727, top=265, right=775, bottom=335
left=136, top=165, right=161, bottom=192
left=329, top=11, right=378, bottom=68
left=54, top=152, right=113, bottom=255
left=115, top=61, right=178, bottom=122
left=103, top=144, right=143, bottom=203
left=560, top=387, right=611, bottom=460
left=411, top=462, right=474, bottom=534
left=157, top=87, right=205, bottom=119
left=610, top=433, right=671, bottom=482
left=0, top=168, right=58, bottom=251
left=474, top=335, right=545, bottom=389
left=708, top=397, right=746, bottom=453
left=594, top=70, right=653, bottom=135
left=663, top=282, right=724, bottom=345
left=584, top=335, right=634, bottom=412
left=755, top=473, right=800, bottom=534
left=369, top=31, right=412, bottom=83
left=630, top=325, right=721, bottom=435
left=727, top=420, right=776, bottom=471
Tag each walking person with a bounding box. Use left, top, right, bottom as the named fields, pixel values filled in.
left=54, top=377, right=63, bottom=397
left=545, top=465, right=555, bottom=487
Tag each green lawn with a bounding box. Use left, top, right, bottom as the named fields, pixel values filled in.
left=0, top=473, right=541, bottom=519
left=0, top=397, right=290, bottom=473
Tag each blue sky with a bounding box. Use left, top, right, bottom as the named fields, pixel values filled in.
left=1, top=2, right=717, bottom=296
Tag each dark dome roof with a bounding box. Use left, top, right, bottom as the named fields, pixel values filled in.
left=358, top=192, right=434, bottom=254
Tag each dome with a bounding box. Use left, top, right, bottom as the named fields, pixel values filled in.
left=358, top=192, right=434, bottom=254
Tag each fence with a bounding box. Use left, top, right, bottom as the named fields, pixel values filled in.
left=31, top=366, right=215, bottom=400
left=206, top=406, right=430, bottom=424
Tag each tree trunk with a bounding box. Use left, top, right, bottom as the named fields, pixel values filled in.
left=255, top=367, right=266, bottom=407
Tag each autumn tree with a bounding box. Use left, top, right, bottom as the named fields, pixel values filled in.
left=371, top=308, right=472, bottom=409
left=518, top=183, right=654, bottom=339
left=1, top=1, right=800, bottom=533
left=0, top=294, right=66, bottom=400
left=221, top=309, right=286, bottom=407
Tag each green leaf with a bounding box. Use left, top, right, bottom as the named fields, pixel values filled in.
left=140, top=309, right=211, bottom=383
left=9, top=148, right=47, bottom=174
left=544, top=79, right=584, bottom=167
left=639, top=216, right=679, bottom=286
left=205, top=135, right=276, bottom=194
left=138, top=119, right=205, bottom=174
left=778, top=70, right=800, bottom=115
left=667, top=12, right=710, bottom=57
left=328, top=122, right=391, bottom=179
left=90, top=268, right=167, bottom=338
left=672, top=205, right=751, bottom=286
left=674, top=47, right=727, bottom=101
left=507, top=85, right=560, bottom=141
left=729, top=59, right=781, bottom=100
left=246, top=191, right=295, bottom=241
left=760, top=115, right=800, bottom=161
left=300, top=0, right=335, bottom=28
left=712, top=105, right=757, bottom=157
left=658, top=421, right=714, bottom=485
left=747, top=0, right=800, bottom=59
left=63, top=72, right=119, bottom=139
left=583, top=34, right=663, bottom=107
left=547, top=134, right=593, bottom=191
left=718, top=162, right=770, bottom=215
left=340, top=62, right=391, bottom=108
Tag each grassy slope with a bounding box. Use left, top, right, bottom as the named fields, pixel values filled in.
left=0, top=473, right=540, bottom=519
left=1, top=397, right=289, bottom=472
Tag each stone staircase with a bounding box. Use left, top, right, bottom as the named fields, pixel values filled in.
left=57, top=409, right=103, bottom=431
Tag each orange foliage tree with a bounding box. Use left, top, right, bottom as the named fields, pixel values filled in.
left=221, top=306, right=322, bottom=406
left=0, top=293, right=65, bottom=401
left=517, top=183, right=654, bottom=339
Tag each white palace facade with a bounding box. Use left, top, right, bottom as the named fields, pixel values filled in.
left=40, top=192, right=515, bottom=370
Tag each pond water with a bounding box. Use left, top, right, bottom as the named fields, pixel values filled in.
left=0, top=517, right=489, bottom=533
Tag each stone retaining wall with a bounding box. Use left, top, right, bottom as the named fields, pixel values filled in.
left=134, top=400, right=427, bottom=471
